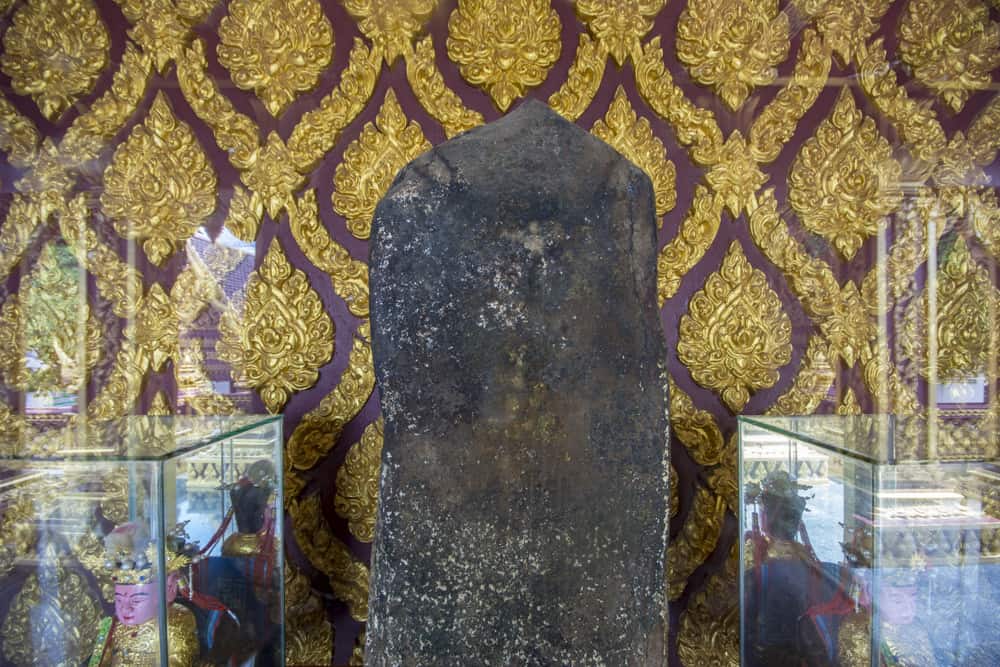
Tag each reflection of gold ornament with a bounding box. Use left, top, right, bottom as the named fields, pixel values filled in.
left=102, top=92, right=217, bottom=266
left=1, top=0, right=109, bottom=121
left=789, top=87, right=902, bottom=260
left=591, top=86, right=676, bottom=224
left=2, top=562, right=102, bottom=667
left=446, top=0, right=562, bottom=111
left=217, top=239, right=334, bottom=413
left=575, top=0, right=665, bottom=66
left=795, top=0, right=890, bottom=66
left=343, top=0, right=436, bottom=64
left=333, top=89, right=431, bottom=240
left=899, top=0, right=1000, bottom=114
left=217, top=0, right=334, bottom=117
left=678, top=241, right=792, bottom=412
left=900, top=236, right=1000, bottom=380
left=676, top=0, right=790, bottom=110
left=335, top=419, right=384, bottom=543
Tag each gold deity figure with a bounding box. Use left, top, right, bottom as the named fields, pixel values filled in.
left=84, top=522, right=200, bottom=667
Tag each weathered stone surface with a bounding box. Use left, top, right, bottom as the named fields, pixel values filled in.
left=366, top=100, right=669, bottom=666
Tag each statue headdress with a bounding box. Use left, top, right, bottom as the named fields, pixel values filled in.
left=81, top=521, right=199, bottom=585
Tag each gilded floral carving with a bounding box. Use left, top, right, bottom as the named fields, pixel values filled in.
left=575, top=0, right=665, bottom=66
left=795, top=0, right=891, bottom=66
left=135, top=283, right=179, bottom=373
left=789, top=87, right=902, bottom=260
left=548, top=34, right=606, bottom=122
left=407, top=36, right=485, bottom=138
left=657, top=187, right=722, bottom=304
left=591, top=86, right=676, bottom=224
left=217, top=239, right=334, bottom=413
left=705, top=132, right=768, bottom=218
left=446, top=0, right=562, bottom=111
left=678, top=241, right=792, bottom=412
left=899, top=0, right=1000, bottom=114
left=1, top=0, right=109, bottom=121
left=668, top=486, right=725, bottom=600
left=766, top=336, right=835, bottom=416
left=116, top=0, right=216, bottom=73
left=335, top=418, right=384, bottom=542
left=900, top=235, right=1000, bottom=381
left=101, top=92, right=217, bottom=266
left=217, top=0, right=334, bottom=117
left=343, top=0, right=436, bottom=64
left=242, top=132, right=305, bottom=220
left=669, top=378, right=725, bottom=467
left=676, top=0, right=790, bottom=110
left=333, top=89, right=431, bottom=240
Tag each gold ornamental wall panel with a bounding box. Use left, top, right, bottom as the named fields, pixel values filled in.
left=0, top=0, right=998, bottom=664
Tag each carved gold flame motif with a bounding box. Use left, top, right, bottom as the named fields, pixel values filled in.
left=900, top=235, right=1000, bottom=381
left=102, top=92, right=217, bottom=266
left=335, top=418, right=384, bottom=543
left=899, top=0, right=1000, bottom=114
left=575, top=0, right=666, bottom=66
left=447, top=0, right=562, bottom=111
left=333, top=89, right=432, bottom=240
left=217, top=239, right=334, bottom=413
left=678, top=241, right=792, bottom=412
left=217, top=0, right=334, bottom=117
left=591, top=85, right=676, bottom=224
left=795, top=0, right=891, bottom=66
left=676, top=0, right=790, bottom=110
left=789, top=87, right=902, bottom=260
left=342, top=0, right=437, bottom=65
left=0, top=0, right=109, bottom=121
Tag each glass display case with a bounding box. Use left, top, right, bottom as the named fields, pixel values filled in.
left=0, top=415, right=284, bottom=667
left=739, top=415, right=1000, bottom=667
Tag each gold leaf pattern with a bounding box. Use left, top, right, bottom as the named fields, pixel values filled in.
left=657, top=187, right=722, bottom=305
left=243, top=132, right=305, bottom=221
left=290, top=494, right=371, bottom=622
left=636, top=37, right=724, bottom=166
left=766, top=335, right=835, bottom=416
left=88, top=336, right=147, bottom=419
left=575, top=0, right=665, bottom=66
left=217, top=239, right=334, bottom=413
left=705, top=132, right=768, bottom=218
left=117, top=0, right=215, bottom=73
left=335, top=418, right=384, bottom=543
left=343, top=0, right=436, bottom=65
left=900, top=235, right=1000, bottom=381
left=217, top=0, right=334, bottom=117
left=794, top=0, right=891, bottom=67
left=678, top=241, right=792, bottom=412
left=0, top=94, right=40, bottom=168
left=223, top=185, right=264, bottom=243
left=899, top=0, right=1000, bottom=114
left=287, top=38, right=380, bottom=173
left=1, top=0, right=109, bottom=121
left=102, top=92, right=217, bottom=266
left=789, top=87, right=902, bottom=260
left=591, top=86, right=676, bottom=223
left=548, top=34, right=607, bottom=122
left=287, top=321, right=375, bottom=470
left=669, top=379, right=725, bottom=467
left=0, top=195, right=41, bottom=282
left=667, top=486, right=725, bottom=600
left=446, top=0, right=562, bottom=111
left=407, top=36, right=485, bottom=138
left=677, top=543, right=739, bottom=667
left=291, top=189, right=370, bottom=317
left=676, top=0, right=790, bottom=110
left=332, top=89, right=431, bottom=240
left=837, top=387, right=862, bottom=415
left=135, top=283, right=179, bottom=373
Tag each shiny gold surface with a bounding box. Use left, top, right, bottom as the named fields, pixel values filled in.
left=335, top=418, right=383, bottom=543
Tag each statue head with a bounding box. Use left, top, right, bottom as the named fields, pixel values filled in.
left=758, top=470, right=811, bottom=541
left=113, top=571, right=180, bottom=626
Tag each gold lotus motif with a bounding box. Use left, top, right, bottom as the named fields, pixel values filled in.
left=117, top=0, right=216, bottom=73
left=1, top=0, right=109, bottom=121
left=333, top=89, right=431, bottom=240
left=243, top=132, right=306, bottom=221
left=343, top=0, right=437, bottom=65
left=678, top=241, right=792, bottom=412
left=789, top=87, right=902, bottom=260
left=135, top=283, right=179, bottom=373
left=796, top=0, right=891, bottom=66
left=676, top=0, right=790, bottom=110
left=217, top=0, right=334, bottom=117
left=705, top=132, right=768, bottom=218
left=446, top=0, right=562, bottom=111
left=900, top=235, right=1000, bottom=381
left=335, top=418, right=384, bottom=543
left=899, top=0, right=1000, bottom=114
left=575, top=0, right=665, bottom=66
left=102, top=92, right=217, bottom=266
left=217, top=239, right=334, bottom=413
left=0, top=242, right=102, bottom=393
left=591, top=85, right=676, bottom=224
